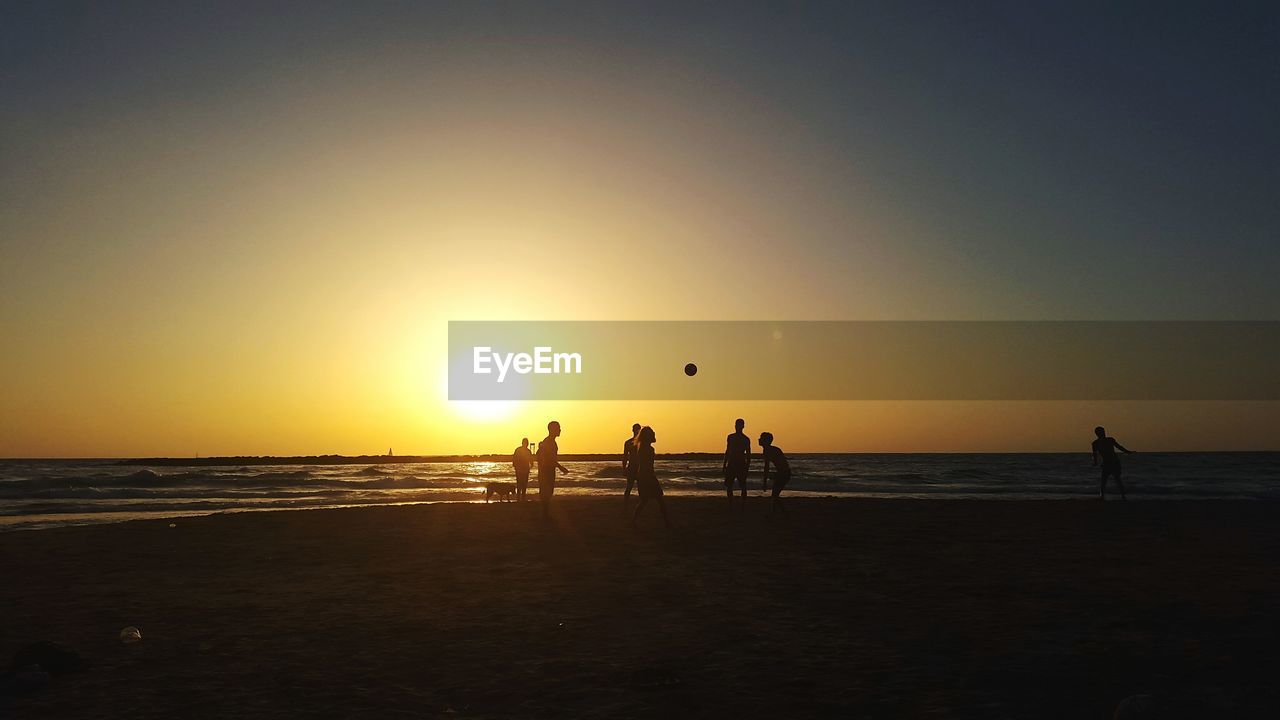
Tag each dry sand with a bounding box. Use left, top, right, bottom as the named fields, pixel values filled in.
left=3, top=498, right=1278, bottom=718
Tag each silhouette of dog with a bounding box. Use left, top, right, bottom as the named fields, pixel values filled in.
left=484, top=482, right=515, bottom=503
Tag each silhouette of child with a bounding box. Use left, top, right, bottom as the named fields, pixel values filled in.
left=512, top=438, right=534, bottom=501
left=622, top=422, right=641, bottom=508
left=759, top=431, right=791, bottom=516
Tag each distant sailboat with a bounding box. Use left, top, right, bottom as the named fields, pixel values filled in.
left=387, top=447, right=393, bottom=457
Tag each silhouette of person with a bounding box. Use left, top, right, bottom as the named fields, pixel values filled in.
left=1092, top=426, right=1134, bottom=500
left=723, top=418, right=751, bottom=504
left=631, top=426, right=671, bottom=528
left=759, top=431, right=790, bottom=517
left=536, top=420, right=569, bottom=518
left=512, top=438, right=534, bottom=501
left=622, top=423, right=642, bottom=508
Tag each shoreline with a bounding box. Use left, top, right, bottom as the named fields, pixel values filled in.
left=8, top=491, right=1272, bottom=534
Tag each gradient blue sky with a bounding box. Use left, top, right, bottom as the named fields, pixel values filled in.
left=6, top=1, right=1276, bottom=316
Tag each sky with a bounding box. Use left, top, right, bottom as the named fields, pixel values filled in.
left=2, top=1, right=1278, bottom=456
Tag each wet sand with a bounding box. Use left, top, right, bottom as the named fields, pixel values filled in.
left=3, top=498, right=1278, bottom=718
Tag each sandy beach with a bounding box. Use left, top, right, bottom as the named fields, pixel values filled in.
left=3, top=498, right=1278, bottom=718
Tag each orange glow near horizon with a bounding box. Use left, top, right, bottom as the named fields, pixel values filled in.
left=3, top=47, right=1277, bottom=458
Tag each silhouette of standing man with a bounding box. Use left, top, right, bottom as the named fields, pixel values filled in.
left=1091, top=426, right=1134, bottom=501
left=537, top=420, right=569, bottom=518
left=622, top=423, right=641, bottom=508
left=512, top=438, right=534, bottom=501
left=723, top=418, right=751, bottom=505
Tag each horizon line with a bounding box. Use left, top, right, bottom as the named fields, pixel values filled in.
left=4, top=448, right=1278, bottom=462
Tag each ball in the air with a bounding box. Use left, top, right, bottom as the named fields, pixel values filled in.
left=684, top=363, right=698, bottom=376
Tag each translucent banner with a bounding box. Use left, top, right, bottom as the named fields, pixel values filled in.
left=448, top=321, right=1280, bottom=401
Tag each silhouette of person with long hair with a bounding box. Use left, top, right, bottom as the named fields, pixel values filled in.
left=1091, top=426, right=1134, bottom=500
left=536, top=420, right=569, bottom=518
left=512, top=437, right=534, bottom=501
left=759, top=431, right=790, bottom=517
left=622, top=423, right=642, bottom=508
left=631, top=426, right=670, bottom=528
left=723, top=418, right=751, bottom=506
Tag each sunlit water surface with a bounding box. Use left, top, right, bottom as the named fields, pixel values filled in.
left=3, top=453, right=1278, bottom=530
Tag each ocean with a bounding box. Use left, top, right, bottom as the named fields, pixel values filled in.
left=2, top=453, right=1278, bottom=531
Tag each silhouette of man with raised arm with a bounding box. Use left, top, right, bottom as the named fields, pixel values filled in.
left=723, top=418, right=751, bottom=505
left=536, top=420, right=569, bottom=518
left=622, top=423, right=641, bottom=508
left=1091, top=425, right=1134, bottom=501
left=512, top=437, right=534, bottom=501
